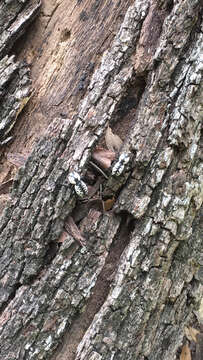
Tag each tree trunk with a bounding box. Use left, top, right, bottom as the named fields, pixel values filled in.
left=0, top=1, right=202, bottom=360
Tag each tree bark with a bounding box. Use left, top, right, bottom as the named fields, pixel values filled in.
left=0, top=1, right=202, bottom=360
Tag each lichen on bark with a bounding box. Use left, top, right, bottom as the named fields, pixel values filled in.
left=0, top=0, right=202, bottom=360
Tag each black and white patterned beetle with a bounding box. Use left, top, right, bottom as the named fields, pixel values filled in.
left=112, top=153, right=130, bottom=177
left=68, top=171, right=88, bottom=198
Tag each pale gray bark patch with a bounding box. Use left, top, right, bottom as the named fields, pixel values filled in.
left=0, top=1, right=41, bottom=145
left=0, top=55, right=31, bottom=145
left=0, top=0, right=41, bottom=59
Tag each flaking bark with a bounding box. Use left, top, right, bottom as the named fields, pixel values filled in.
left=0, top=1, right=202, bottom=360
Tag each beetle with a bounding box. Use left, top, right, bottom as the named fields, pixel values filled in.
left=68, top=171, right=88, bottom=198
left=111, top=153, right=130, bottom=176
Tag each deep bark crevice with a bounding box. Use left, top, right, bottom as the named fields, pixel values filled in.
left=53, top=211, right=135, bottom=360
left=0, top=1, right=202, bottom=359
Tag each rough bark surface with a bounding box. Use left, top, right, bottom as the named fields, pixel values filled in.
left=0, top=1, right=202, bottom=360
left=0, top=0, right=41, bottom=181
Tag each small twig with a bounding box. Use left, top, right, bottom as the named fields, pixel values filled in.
left=64, top=216, right=87, bottom=247
left=99, top=183, right=103, bottom=198
left=89, top=160, right=108, bottom=179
